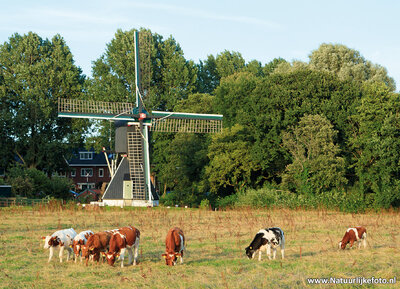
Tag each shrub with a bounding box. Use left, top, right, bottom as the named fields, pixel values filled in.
left=199, top=199, right=211, bottom=210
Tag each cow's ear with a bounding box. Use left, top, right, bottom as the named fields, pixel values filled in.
left=175, top=253, right=182, bottom=257
left=41, top=236, right=46, bottom=240
left=249, top=246, right=252, bottom=250
left=161, top=254, right=167, bottom=258
left=100, top=252, right=106, bottom=256
left=69, top=244, right=73, bottom=248
left=89, top=246, right=94, bottom=251
left=115, top=253, right=120, bottom=258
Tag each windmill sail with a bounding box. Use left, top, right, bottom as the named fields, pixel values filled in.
left=58, top=98, right=223, bottom=133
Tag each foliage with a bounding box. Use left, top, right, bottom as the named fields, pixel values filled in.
left=309, top=43, right=396, bottom=91
left=281, top=114, right=347, bottom=194
left=6, top=165, right=72, bottom=199
left=0, top=32, right=87, bottom=173
left=349, top=82, right=400, bottom=209
left=234, top=186, right=367, bottom=213
left=206, top=124, right=259, bottom=196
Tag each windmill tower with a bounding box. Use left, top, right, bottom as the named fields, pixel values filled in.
left=58, top=31, right=223, bottom=206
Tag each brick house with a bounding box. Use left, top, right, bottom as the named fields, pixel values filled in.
left=67, top=149, right=111, bottom=192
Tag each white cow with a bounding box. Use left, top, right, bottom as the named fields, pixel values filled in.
left=72, top=230, right=94, bottom=263
left=42, top=228, right=77, bottom=263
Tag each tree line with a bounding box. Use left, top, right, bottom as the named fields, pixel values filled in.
left=1, top=28, right=399, bottom=211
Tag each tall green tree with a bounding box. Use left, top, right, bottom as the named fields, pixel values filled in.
left=281, top=114, right=347, bottom=194
left=349, top=83, right=400, bottom=208
left=0, top=32, right=86, bottom=173
left=206, top=124, right=258, bottom=197
left=309, top=43, right=396, bottom=91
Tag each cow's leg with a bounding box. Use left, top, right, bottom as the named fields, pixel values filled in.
left=48, top=246, right=54, bottom=263
left=281, top=247, right=285, bottom=259
left=66, top=247, right=73, bottom=261
left=266, top=244, right=272, bottom=260
left=180, top=250, right=184, bottom=264
left=258, top=249, right=263, bottom=261
left=127, top=247, right=133, bottom=265
left=272, top=247, right=277, bottom=260
left=133, top=240, right=139, bottom=265
left=119, top=248, right=126, bottom=268
left=59, top=246, right=64, bottom=263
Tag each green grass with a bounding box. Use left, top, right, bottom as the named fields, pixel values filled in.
left=0, top=206, right=398, bottom=288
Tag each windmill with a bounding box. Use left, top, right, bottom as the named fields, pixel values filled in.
left=58, top=31, right=223, bottom=206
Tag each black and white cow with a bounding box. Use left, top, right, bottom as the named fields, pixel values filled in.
left=245, top=227, right=285, bottom=261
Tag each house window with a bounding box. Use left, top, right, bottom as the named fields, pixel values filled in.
left=71, top=169, right=76, bottom=177
left=99, top=168, right=104, bottom=177
left=78, top=183, right=95, bottom=190
left=81, top=168, right=93, bottom=177
left=79, top=152, right=93, bottom=160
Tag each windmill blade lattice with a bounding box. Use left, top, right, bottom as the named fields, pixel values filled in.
left=151, top=112, right=223, bottom=133
left=58, top=98, right=136, bottom=121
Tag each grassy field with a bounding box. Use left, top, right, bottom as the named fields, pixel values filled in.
left=0, top=204, right=398, bottom=288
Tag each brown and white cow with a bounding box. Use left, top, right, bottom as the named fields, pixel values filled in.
left=81, top=231, right=112, bottom=266
left=339, top=226, right=367, bottom=250
left=71, top=230, right=94, bottom=263
left=103, top=226, right=140, bottom=267
left=42, top=228, right=77, bottom=263
left=162, top=227, right=185, bottom=266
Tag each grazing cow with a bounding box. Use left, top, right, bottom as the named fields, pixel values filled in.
left=103, top=226, right=140, bottom=267
left=339, top=227, right=367, bottom=250
left=42, top=228, right=77, bottom=263
left=245, top=227, right=285, bottom=261
left=81, top=231, right=112, bottom=266
left=71, top=230, right=94, bottom=263
left=162, top=227, right=185, bottom=266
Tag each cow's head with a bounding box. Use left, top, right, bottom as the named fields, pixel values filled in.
left=104, top=252, right=119, bottom=266
left=162, top=252, right=181, bottom=266
left=42, top=236, right=51, bottom=249
left=72, top=241, right=81, bottom=256
left=43, top=236, right=60, bottom=248
left=340, top=233, right=350, bottom=250
left=245, top=246, right=256, bottom=259
left=81, top=245, right=90, bottom=258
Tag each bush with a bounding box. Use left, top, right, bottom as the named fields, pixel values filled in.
left=233, top=185, right=371, bottom=213
left=215, top=194, right=238, bottom=209
left=6, top=165, right=72, bottom=199
left=199, top=199, right=211, bottom=210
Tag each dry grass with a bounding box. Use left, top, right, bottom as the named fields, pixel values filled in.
left=0, top=205, right=399, bottom=288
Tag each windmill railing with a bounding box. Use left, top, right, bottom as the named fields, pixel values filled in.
left=58, top=98, right=135, bottom=118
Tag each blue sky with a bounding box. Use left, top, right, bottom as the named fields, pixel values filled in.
left=1, top=0, right=399, bottom=90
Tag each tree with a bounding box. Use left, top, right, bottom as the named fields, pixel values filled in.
left=281, top=114, right=347, bottom=194
left=215, top=50, right=246, bottom=78
left=196, top=55, right=219, bottom=94
left=0, top=32, right=86, bottom=173
left=206, top=124, right=259, bottom=196
left=349, top=83, right=400, bottom=208
left=309, top=43, right=396, bottom=91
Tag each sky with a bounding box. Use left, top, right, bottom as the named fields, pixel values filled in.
left=1, top=0, right=399, bottom=91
